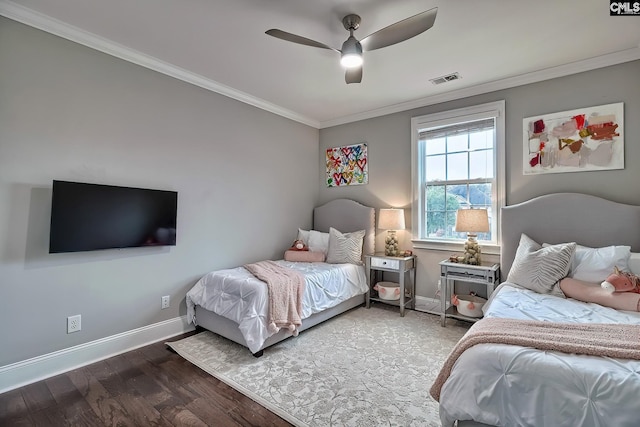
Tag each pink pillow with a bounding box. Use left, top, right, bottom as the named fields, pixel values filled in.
left=284, top=250, right=325, bottom=262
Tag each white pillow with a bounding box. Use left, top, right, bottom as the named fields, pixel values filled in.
left=326, top=227, right=365, bottom=265
left=570, top=244, right=631, bottom=282
left=628, top=253, right=640, bottom=275
left=297, top=228, right=311, bottom=245
left=309, top=230, right=330, bottom=255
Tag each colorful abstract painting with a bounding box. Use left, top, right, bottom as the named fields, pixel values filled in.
left=326, top=143, right=368, bottom=187
left=523, top=102, right=624, bottom=175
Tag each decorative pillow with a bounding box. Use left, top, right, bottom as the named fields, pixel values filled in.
left=507, top=234, right=576, bottom=296
left=570, top=245, right=631, bottom=282
left=326, top=227, right=366, bottom=265
left=297, top=229, right=330, bottom=255
left=284, top=250, right=325, bottom=263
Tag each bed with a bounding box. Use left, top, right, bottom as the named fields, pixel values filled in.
left=186, top=199, right=375, bottom=356
left=432, top=193, right=640, bottom=427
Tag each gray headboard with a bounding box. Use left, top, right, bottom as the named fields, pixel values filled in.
left=500, top=193, right=640, bottom=281
left=313, top=199, right=376, bottom=255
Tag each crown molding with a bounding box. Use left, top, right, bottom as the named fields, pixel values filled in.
left=319, top=47, right=640, bottom=128
left=2, top=0, right=638, bottom=131
left=0, top=0, right=321, bottom=129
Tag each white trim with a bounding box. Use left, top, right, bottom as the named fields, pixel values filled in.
left=320, top=47, right=640, bottom=128
left=0, top=316, right=195, bottom=394
left=1, top=0, right=638, bottom=130
left=0, top=0, right=320, bottom=129
left=410, top=100, right=505, bottom=250
left=412, top=239, right=501, bottom=255
left=414, top=296, right=448, bottom=315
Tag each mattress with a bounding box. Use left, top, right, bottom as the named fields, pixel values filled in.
left=186, top=261, right=368, bottom=353
left=438, top=284, right=640, bottom=427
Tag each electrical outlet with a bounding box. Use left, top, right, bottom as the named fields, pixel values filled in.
left=67, top=315, right=81, bottom=333
left=161, top=295, right=170, bottom=309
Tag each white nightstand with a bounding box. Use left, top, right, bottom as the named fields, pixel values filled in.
left=439, top=260, right=500, bottom=326
left=365, top=253, right=416, bottom=317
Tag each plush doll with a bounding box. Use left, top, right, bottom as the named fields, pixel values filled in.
left=601, top=266, right=640, bottom=294
left=290, top=239, right=309, bottom=251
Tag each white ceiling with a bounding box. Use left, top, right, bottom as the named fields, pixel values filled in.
left=2, top=0, right=639, bottom=128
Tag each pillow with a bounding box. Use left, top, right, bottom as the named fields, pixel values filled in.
left=297, top=228, right=310, bottom=245
left=284, top=250, right=325, bottom=263
left=297, top=229, right=330, bottom=255
left=309, top=230, right=330, bottom=255
left=326, top=227, right=366, bottom=265
left=570, top=245, right=631, bottom=282
left=629, top=252, right=640, bottom=275
left=507, top=233, right=575, bottom=296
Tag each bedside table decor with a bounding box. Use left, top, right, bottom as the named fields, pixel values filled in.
left=365, top=253, right=416, bottom=316
left=451, top=293, right=487, bottom=317
left=439, top=260, right=499, bottom=326
left=455, top=208, right=489, bottom=265
left=374, top=282, right=401, bottom=300
left=378, top=208, right=405, bottom=256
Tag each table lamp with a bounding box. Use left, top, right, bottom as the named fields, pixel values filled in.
left=455, top=208, right=489, bottom=265
left=378, top=208, right=405, bottom=256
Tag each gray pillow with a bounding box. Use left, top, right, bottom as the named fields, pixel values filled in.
left=326, top=227, right=365, bottom=265
left=507, top=233, right=576, bottom=296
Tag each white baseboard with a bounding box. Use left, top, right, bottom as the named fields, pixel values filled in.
left=0, top=316, right=195, bottom=394
left=414, top=295, right=448, bottom=315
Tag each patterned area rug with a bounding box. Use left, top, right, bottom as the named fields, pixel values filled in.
left=166, top=306, right=469, bottom=427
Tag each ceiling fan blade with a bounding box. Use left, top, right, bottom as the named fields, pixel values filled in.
left=345, top=66, right=363, bottom=84
left=360, top=7, right=437, bottom=51
left=265, top=29, right=339, bottom=52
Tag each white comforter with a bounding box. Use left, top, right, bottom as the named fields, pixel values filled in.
left=186, top=261, right=368, bottom=353
left=439, top=284, right=640, bottom=427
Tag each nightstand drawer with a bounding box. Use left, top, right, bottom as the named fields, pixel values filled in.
left=370, top=257, right=399, bottom=270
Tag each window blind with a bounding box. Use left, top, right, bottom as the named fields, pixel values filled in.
left=419, top=118, right=495, bottom=140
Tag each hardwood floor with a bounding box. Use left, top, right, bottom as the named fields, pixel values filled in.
left=0, top=331, right=292, bottom=426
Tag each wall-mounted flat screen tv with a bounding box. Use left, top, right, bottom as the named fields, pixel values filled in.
left=49, top=180, right=178, bottom=253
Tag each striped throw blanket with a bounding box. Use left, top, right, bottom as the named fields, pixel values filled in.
left=430, top=317, right=640, bottom=402
left=244, top=260, right=305, bottom=336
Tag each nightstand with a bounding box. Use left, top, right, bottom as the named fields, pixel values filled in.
left=439, top=260, right=500, bottom=326
left=365, top=253, right=416, bottom=317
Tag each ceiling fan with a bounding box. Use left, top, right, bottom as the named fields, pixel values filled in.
left=265, top=7, right=438, bottom=84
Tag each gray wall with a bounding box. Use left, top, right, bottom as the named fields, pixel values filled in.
left=319, top=60, right=640, bottom=300
left=0, top=18, right=319, bottom=366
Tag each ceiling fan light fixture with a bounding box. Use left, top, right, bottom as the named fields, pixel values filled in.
left=340, top=36, right=363, bottom=68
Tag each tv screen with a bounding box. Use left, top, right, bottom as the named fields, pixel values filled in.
left=49, top=180, right=178, bottom=253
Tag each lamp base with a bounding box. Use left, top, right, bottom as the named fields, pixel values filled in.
left=462, top=234, right=482, bottom=265
left=384, top=230, right=399, bottom=257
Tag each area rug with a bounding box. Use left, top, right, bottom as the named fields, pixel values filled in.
left=166, top=306, right=469, bottom=426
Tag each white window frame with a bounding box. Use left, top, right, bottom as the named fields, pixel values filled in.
left=410, top=100, right=505, bottom=254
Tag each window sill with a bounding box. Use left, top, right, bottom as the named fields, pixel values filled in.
left=411, top=239, right=501, bottom=255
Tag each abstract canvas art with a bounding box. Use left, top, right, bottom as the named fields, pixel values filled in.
left=326, top=143, right=368, bottom=187
left=523, top=102, right=624, bottom=175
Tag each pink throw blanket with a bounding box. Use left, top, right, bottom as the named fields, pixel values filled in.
left=430, top=317, right=640, bottom=402
left=244, top=260, right=305, bottom=336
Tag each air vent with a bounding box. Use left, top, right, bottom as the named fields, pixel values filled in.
left=430, top=72, right=461, bottom=85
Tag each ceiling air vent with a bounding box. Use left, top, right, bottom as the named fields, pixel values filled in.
left=430, top=72, right=461, bottom=85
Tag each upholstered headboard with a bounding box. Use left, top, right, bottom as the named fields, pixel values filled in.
left=313, top=199, right=376, bottom=255
left=500, top=193, right=640, bottom=282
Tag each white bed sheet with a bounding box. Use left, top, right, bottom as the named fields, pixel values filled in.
left=186, top=261, right=367, bottom=353
left=439, top=284, right=640, bottom=427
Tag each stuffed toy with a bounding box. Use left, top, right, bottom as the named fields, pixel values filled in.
left=601, top=266, right=640, bottom=294
left=289, top=239, right=309, bottom=251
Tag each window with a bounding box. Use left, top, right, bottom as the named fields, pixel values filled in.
left=411, top=101, right=505, bottom=251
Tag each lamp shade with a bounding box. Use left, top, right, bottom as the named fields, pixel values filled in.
left=455, top=209, right=489, bottom=233
left=378, top=208, right=405, bottom=230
